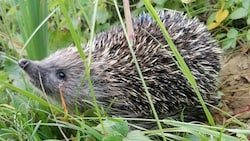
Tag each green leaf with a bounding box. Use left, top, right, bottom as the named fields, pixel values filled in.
left=229, top=8, right=248, bottom=19
left=246, top=30, right=250, bottom=41
left=247, top=15, right=250, bottom=25
left=224, top=0, right=234, bottom=9
left=4, top=60, right=25, bottom=89
left=48, top=30, right=72, bottom=51
left=215, top=33, right=226, bottom=40
left=95, top=119, right=151, bottom=141
left=207, top=12, right=216, bottom=25
left=242, top=0, right=250, bottom=10
left=96, top=4, right=110, bottom=24
left=123, top=130, right=151, bottom=141
left=154, top=0, right=165, bottom=5
left=227, top=28, right=238, bottom=38
left=104, top=135, right=123, bottom=141
left=95, top=119, right=129, bottom=137
left=222, top=38, right=236, bottom=49
left=111, top=120, right=129, bottom=137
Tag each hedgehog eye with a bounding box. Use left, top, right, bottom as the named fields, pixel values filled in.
left=56, top=70, right=66, bottom=80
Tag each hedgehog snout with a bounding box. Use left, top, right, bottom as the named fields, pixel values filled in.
left=18, top=58, right=30, bottom=69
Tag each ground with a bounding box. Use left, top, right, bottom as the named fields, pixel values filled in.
left=216, top=49, right=250, bottom=126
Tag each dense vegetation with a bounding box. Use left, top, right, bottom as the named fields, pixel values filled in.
left=0, top=0, right=250, bottom=140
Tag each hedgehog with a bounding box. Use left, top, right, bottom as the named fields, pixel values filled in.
left=18, top=10, right=221, bottom=128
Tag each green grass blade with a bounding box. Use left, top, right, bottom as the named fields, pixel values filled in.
left=0, top=80, right=61, bottom=112
left=164, top=120, right=242, bottom=140
left=16, top=0, right=48, bottom=60
left=142, top=0, right=215, bottom=125
left=20, top=7, right=59, bottom=58
left=58, top=0, right=105, bottom=132
left=113, top=1, right=166, bottom=141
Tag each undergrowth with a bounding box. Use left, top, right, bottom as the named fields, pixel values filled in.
left=0, top=0, right=250, bottom=140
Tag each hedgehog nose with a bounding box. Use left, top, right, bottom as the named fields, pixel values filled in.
left=18, top=58, right=30, bottom=69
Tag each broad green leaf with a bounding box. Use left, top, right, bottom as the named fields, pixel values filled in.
left=215, top=33, right=226, bottom=40
left=96, top=4, right=110, bottom=24
left=222, top=38, right=236, bottom=49
left=95, top=119, right=129, bottom=137
left=224, top=0, right=234, bottom=9
left=243, top=0, right=250, bottom=10
left=111, top=120, right=129, bottom=137
left=227, top=28, right=238, bottom=38
left=48, top=30, right=72, bottom=51
left=95, top=119, right=151, bottom=141
left=229, top=8, right=248, bottom=19
left=104, top=135, right=123, bottom=141
left=123, top=130, right=151, bottom=141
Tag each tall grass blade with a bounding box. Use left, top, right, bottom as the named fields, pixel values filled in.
left=142, top=0, right=215, bottom=125
left=0, top=80, right=61, bottom=112
left=114, top=1, right=166, bottom=141
left=58, top=0, right=105, bottom=132
left=16, top=0, right=48, bottom=60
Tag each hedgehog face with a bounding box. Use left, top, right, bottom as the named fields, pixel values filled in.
left=18, top=47, right=88, bottom=102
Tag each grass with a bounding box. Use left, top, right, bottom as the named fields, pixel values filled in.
left=114, top=1, right=166, bottom=140
left=16, top=0, right=48, bottom=60
left=0, top=0, right=250, bottom=140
